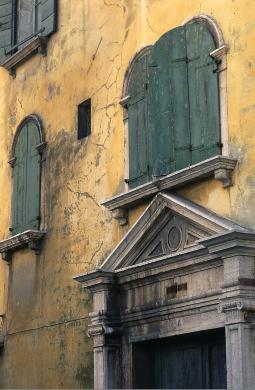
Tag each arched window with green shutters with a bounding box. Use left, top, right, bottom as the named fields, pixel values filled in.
left=11, top=117, right=42, bottom=235
left=126, top=21, right=221, bottom=189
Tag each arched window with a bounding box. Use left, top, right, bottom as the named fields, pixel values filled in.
left=124, top=18, right=225, bottom=189
left=10, top=116, right=44, bottom=235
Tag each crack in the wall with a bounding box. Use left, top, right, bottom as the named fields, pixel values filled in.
left=67, top=186, right=99, bottom=208
left=86, top=36, right=103, bottom=75
left=90, top=241, right=104, bottom=265
left=146, top=16, right=159, bottom=35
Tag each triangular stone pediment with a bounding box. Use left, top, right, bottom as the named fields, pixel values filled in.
left=101, top=193, right=248, bottom=271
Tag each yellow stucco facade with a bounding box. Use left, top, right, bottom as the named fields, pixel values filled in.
left=0, top=0, right=255, bottom=387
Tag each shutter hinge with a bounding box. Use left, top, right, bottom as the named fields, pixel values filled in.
left=124, top=179, right=130, bottom=184
left=36, top=216, right=41, bottom=221
left=217, top=142, right=223, bottom=148
left=189, top=144, right=192, bottom=152
left=9, top=227, right=12, bottom=232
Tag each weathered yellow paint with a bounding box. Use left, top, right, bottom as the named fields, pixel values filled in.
left=0, top=0, right=254, bottom=387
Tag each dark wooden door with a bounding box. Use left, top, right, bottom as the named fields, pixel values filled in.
left=154, top=332, right=227, bottom=389
left=132, top=329, right=226, bottom=389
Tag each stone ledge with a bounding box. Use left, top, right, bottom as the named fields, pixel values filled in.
left=1, top=36, right=47, bottom=76
left=0, top=230, right=46, bottom=261
left=101, top=156, right=237, bottom=224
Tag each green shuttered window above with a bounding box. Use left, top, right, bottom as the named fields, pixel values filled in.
left=12, top=119, right=41, bottom=235
left=0, top=0, right=57, bottom=65
left=127, top=22, right=221, bottom=189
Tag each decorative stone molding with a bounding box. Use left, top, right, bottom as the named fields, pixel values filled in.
left=218, top=300, right=255, bottom=313
left=1, top=36, right=47, bottom=76
left=102, top=156, right=237, bottom=222
left=210, top=45, right=228, bottom=62
left=0, top=230, right=46, bottom=261
left=87, top=324, right=120, bottom=337
left=100, top=193, right=248, bottom=271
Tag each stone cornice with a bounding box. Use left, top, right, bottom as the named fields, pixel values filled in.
left=200, top=230, right=255, bottom=257
left=102, top=156, right=237, bottom=216
left=1, top=36, right=47, bottom=76
left=73, top=269, right=116, bottom=290
left=0, top=230, right=46, bottom=261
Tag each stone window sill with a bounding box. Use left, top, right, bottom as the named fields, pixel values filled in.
left=102, top=156, right=237, bottom=225
left=1, top=36, right=47, bottom=76
left=0, top=230, right=46, bottom=261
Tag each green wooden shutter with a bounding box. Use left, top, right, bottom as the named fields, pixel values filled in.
left=186, top=22, right=221, bottom=164
left=12, top=125, right=27, bottom=235
left=39, top=0, right=57, bottom=37
left=148, top=26, right=190, bottom=178
left=0, top=0, right=13, bottom=64
left=127, top=52, right=150, bottom=188
left=25, top=121, right=40, bottom=230
left=12, top=121, right=41, bottom=235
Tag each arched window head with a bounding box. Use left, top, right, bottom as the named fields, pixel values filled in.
left=124, top=19, right=224, bottom=189
left=10, top=115, right=45, bottom=235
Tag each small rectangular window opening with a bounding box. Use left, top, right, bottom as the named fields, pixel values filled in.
left=78, top=99, right=91, bottom=140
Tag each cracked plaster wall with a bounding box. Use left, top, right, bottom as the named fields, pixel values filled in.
left=0, top=0, right=254, bottom=387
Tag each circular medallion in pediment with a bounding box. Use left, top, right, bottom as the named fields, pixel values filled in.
left=167, top=225, right=182, bottom=251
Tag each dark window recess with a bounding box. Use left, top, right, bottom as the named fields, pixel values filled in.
left=166, top=282, right=187, bottom=299
left=78, top=99, right=91, bottom=140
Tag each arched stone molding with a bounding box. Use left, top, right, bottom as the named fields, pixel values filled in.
left=9, top=114, right=46, bottom=161
left=183, top=14, right=229, bottom=156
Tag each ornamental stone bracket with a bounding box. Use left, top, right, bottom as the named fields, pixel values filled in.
left=218, top=299, right=255, bottom=324
left=102, top=156, right=237, bottom=225
left=0, top=230, right=46, bottom=261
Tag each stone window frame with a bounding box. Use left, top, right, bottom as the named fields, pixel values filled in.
left=121, top=14, right=228, bottom=190
left=0, top=114, right=47, bottom=261
left=104, top=14, right=231, bottom=225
